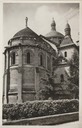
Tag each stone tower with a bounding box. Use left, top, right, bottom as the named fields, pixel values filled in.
left=59, top=22, right=77, bottom=61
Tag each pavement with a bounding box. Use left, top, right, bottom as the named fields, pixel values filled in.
left=51, top=121, right=82, bottom=128
left=2, top=121, right=82, bottom=127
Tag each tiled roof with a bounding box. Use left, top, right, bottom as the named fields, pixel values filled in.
left=13, top=27, right=39, bottom=38
left=40, top=35, right=58, bottom=52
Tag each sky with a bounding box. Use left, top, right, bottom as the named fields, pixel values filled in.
left=3, top=3, right=79, bottom=46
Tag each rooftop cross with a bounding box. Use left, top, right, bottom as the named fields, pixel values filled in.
left=25, top=17, right=28, bottom=28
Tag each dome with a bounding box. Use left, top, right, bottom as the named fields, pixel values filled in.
left=45, top=30, right=64, bottom=38
left=45, top=18, right=64, bottom=38
left=13, top=27, right=39, bottom=38
left=64, top=22, right=71, bottom=36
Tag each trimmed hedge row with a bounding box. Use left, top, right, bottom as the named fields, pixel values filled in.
left=3, top=99, right=79, bottom=120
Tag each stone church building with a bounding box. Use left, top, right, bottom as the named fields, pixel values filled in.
left=3, top=18, right=78, bottom=104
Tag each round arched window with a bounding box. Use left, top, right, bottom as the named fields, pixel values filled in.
left=27, top=52, right=30, bottom=64
left=40, top=54, right=43, bottom=66
left=11, top=52, right=15, bottom=65
left=64, top=51, right=67, bottom=57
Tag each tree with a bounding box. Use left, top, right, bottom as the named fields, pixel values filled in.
left=68, top=50, right=79, bottom=98
left=37, top=76, right=55, bottom=100
left=69, top=50, right=79, bottom=86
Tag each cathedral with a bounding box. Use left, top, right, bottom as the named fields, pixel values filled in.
left=3, top=17, right=78, bottom=104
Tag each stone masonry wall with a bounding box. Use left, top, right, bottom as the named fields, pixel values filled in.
left=4, top=37, right=55, bottom=103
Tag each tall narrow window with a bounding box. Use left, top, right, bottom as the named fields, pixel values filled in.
left=47, top=56, right=50, bottom=70
left=64, top=51, right=67, bottom=57
left=27, top=52, right=30, bottom=64
left=11, top=52, right=15, bottom=65
left=60, top=74, right=64, bottom=82
left=40, top=54, right=43, bottom=66
left=52, top=57, right=55, bottom=66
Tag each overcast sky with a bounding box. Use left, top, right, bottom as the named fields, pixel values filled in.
left=3, top=3, right=79, bottom=46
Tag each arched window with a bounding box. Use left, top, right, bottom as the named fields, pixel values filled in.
left=47, top=56, right=51, bottom=70
left=40, top=54, right=43, bottom=66
left=27, top=52, right=30, bottom=64
left=60, top=74, right=64, bottom=82
left=59, top=39, right=61, bottom=44
left=52, top=57, right=55, bottom=66
left=64, top=51, right=67, bottom=57
left=11, top=52, right=15, bottom=65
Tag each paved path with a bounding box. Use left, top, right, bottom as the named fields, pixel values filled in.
left=51, top=121, right=82, bottom=128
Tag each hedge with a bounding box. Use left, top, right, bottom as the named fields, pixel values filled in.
left=2, top=99, right=79, bottom=120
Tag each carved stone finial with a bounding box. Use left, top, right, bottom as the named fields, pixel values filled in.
left=25, top=17, right=28, bottom=27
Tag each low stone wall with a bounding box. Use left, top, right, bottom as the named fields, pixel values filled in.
left=3, top=112, right=79, bottom=125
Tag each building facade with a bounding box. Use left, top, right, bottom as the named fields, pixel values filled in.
left=3, top=18, right=78, bottom=103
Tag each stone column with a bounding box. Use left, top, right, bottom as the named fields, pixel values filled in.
left=17, top=44, right=23, bottom=103
left=4, top=53, right=6, bottom=70
left=4, top=73, right=8, bottom=104
left=7, top=50, right=10, bottom=94
left=4, top=51, right=9, bottom=104
left=3, top=53, right=6, bottom=104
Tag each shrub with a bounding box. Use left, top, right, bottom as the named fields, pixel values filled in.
left=2, top=99, right=79, bottom=120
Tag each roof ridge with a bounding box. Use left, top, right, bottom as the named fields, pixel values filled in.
left=40, top=35, right=58, bottom=52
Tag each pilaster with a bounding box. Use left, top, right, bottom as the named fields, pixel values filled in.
left=4, top=72, right=8, bottom=104
left=17, top=44, right=23, bottom=103
left=35, top=67, right=39, bottom=100
left=4, top=50, right=10, bottom=104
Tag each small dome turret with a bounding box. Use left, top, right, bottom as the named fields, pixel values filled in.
left=65, top=23, right=70, bottom=29
left=65, top=22, right=71, bottom=36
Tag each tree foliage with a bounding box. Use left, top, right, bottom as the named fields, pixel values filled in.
left=37, top=76, right=55, bottom=100
left=69, top=50, right=79, bottom=86
left=68, top=50, right=79, bottom=98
